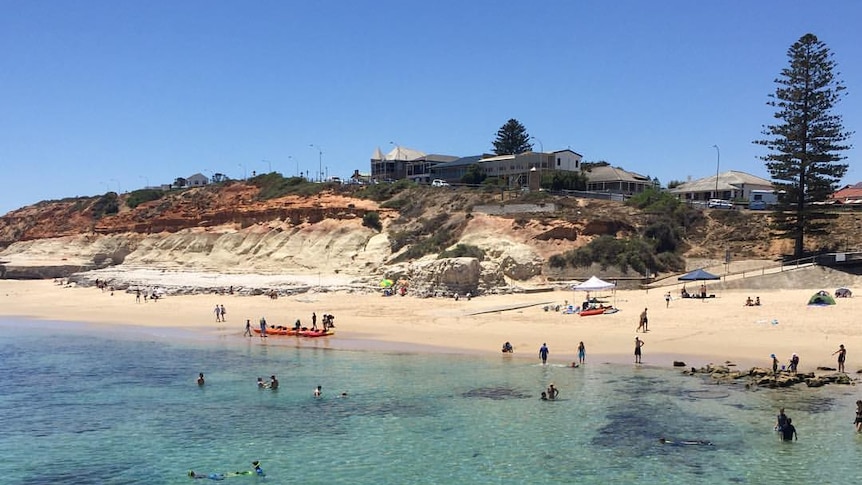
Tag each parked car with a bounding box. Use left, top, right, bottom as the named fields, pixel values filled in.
left=707, top=199, right=734, bottom=209
left=749, top=200, right=767, bottom=210
left=431, top=179, right=450, bottom=187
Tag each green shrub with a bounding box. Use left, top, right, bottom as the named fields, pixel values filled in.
left=356, top=179, right=414, bottom=202
left=251, top=173, right=324, bottom=200
left=92, top=192, right=119, bottom=219
left=126, top=189, right=165, bottom=208
left=362, top=211, right=382, bottom=231
left=439, top=243, right=485, bottom=261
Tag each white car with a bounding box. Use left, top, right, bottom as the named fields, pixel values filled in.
left=431, top=179, right=450, bottom=187
left=707, top=199, right=734, bottom=209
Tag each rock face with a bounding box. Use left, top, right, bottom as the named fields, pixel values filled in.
left=406, top=257, right=480, bottom=297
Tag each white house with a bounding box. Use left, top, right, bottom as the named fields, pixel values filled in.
left=186, top=173, right=209, bottom=187
left=668, top=170, right=773, bottom=202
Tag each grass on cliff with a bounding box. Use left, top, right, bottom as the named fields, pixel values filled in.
left=250, top=173, right=331, bottom=200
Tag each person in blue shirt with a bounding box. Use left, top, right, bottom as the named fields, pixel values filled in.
left=539, top=343, right=549, bottom=364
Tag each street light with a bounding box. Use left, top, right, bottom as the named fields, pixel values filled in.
left=712, top=145, right=720, bottom=198
left=288, top=155, right=296, bottom=177
left=531, top=136, right=544, bottom=172
left=309, top=144, right=323, bottom=181
left=261, top=159, right=272, bottom=174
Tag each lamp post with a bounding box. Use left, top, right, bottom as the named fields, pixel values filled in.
left=288, top=155, right=296, bottom=177
left=712, top=145, right=720, bottom=198
left=261, top=159, right=271, bottom=174
left=309, top=144, right=323, bottom=181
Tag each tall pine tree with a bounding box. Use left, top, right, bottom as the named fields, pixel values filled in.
left=492, top=119, right=533, bottom=155
left=755, top=33, right=852, bottom=259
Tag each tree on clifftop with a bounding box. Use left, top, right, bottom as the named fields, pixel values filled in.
left=754, top=33, right=853, bottom=259
left=492, top=119, right=533, bottom=155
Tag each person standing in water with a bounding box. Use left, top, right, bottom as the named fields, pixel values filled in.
left=577, top=341, right=586, bottom=365
left=539, top=343, right=549, bottom=365
left=243, top=319, right=252, bottom=337
left=832, top=344, right=847, bottom=373
left=197, top=373, right=205, bottom=386
left=855, top=400, right=862, bottom=433
left=634, top=337, right=644, bottom=364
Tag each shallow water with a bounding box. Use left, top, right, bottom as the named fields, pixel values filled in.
left=2, top=318, right=862, bottom=484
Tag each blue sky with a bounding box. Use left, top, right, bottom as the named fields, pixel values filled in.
left=1, top=1, right=860, bottom=215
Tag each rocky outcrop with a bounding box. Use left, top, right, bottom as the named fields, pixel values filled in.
left=685, top=363, right=855, bottom=388
left=406, top=257, right=480, bottom=297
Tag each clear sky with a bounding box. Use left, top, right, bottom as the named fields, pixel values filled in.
left=1, top=0, right=860, bottom=215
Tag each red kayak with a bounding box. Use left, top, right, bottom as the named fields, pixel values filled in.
left=254, top=327, right=298, bottom=336
left=579, top=308, right=608, bottom=317
left=298, top=329, right=335, bottom=338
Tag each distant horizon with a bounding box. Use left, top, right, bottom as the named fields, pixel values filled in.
left=2, top=1, right=860, bottom=215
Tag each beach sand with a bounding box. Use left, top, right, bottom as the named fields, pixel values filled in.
left=1, top=279, right=860, bottom=373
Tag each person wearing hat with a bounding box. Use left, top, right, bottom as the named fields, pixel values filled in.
left=789, top=353, right=800, bottom=373
left=771, top=354, right=779, bottom=375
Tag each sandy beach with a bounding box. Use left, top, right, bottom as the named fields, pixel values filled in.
left=2, top=277, right=861, bottom=374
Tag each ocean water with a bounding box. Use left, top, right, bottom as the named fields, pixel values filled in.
left=2, top=319, right=862, bottom=484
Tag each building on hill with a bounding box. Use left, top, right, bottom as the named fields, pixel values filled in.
left=830, top=182, right=862, bottom=203
left=583, top=165, right=655, bottom=196
left=186, top=173, right=209, bottom=187
left=429, top=149, right=583, bottom=187
left=668, top=170, right=773, bottom=203
left=369, top=146, right=457, bottom=183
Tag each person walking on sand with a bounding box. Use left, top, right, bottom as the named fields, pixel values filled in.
left=539, top=343, right=549, bottom=365
left=214, top=304, right=222, bottom=322
left=637, top=308, right=648, bottom=333
left=244, top=319, right=252, bottom=337
left=577, top=341, right=586, bottom=364
left=664, top=292, right=671, bottom=308
left=219, top=305, right=226, bottom=322
left=634, top=337, right=644, bottom=364
left=832, top=344, right=847, bottom=373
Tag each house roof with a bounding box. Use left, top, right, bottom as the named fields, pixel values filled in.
left=831, top=182, right=862, bottom=200
left=668, top=170, right=773, bottom=193
left=187, top=173, right=207, bottom=180
left=371, top=147, right=385, bottom=160
left=431, top=155, right=484, bottom=169
left=385, top=146, right=426, bottom=161
left=552, top=149, right=583, bottom=157
left=585, top=165, right=650, bottom=183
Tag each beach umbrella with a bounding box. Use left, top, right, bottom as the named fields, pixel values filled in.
left=677, top=268, right=720, bottom=281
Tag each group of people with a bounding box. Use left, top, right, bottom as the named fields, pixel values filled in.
left=528, top=342, right=587, bottom=366
left=771, top=353, right=801, bottom=374
left=540, top=383, right=559, bottom=401
left=257, top=375, right=279, bottom=390
left=744, top=296, right=762, bottom=306
left=213, top=304, right=227, bottom=322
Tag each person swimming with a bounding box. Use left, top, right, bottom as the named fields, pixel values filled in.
left=658, top=437, right=713, bottom=446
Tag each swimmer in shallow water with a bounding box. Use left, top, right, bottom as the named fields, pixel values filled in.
left=658, top=437, right=713, bottom=446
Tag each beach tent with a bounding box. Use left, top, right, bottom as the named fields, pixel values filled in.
left=572, top=276, right=616, bottom=291
left=808, top=291, right=836, bottom=306
left=677, top=268, right=720, bottom=281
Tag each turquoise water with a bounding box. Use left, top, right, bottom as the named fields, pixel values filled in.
left=2, top=319, right=862, bottom=484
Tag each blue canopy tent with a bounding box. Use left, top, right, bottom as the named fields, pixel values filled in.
left=678, top=269, right=720, bottom=281
left=678, top=268, right=720, bottom=300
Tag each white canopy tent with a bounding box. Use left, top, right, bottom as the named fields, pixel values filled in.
left=571, top=276, right=617, bottom=309
left=571, top=276, right=616, bottom=291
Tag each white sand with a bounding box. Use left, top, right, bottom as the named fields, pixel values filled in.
left=2, top=278, right=860, bottom=374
